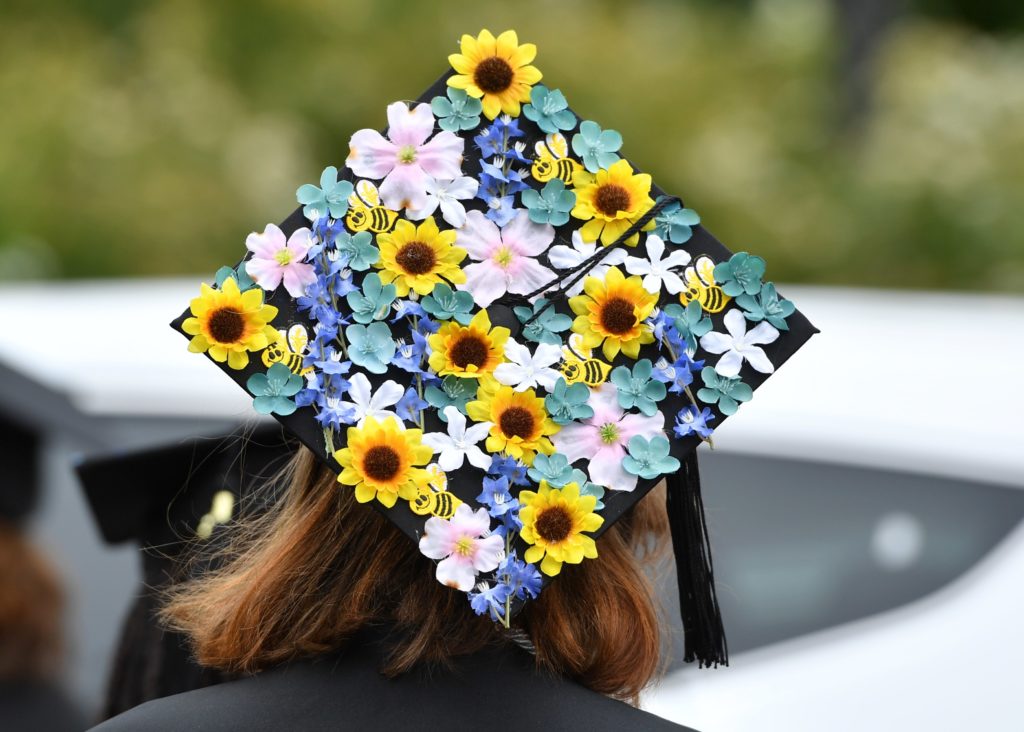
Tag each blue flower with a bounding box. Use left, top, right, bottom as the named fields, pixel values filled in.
left=662, top=302, right=713, bottom=355
left=335, top=231, right=379, bottom=272
left=474, top=115, right=526, bottom=159
left=424, top=375, right=476, bottom=420
left=431, top=87, right=483, bottom=132
left=498, top=551, right=543, bottom=601
left=345, top=322, right=395, bottom=374
left=653, top=201, right=701, bottom=244
left=713, top=252, right=767, bottom=297
left=521, top=179, right=576, bottom=226
left=390, top=335, right=426, bottom=374
left=421, top=283, right=475, bottom=324
left=488, top=455, right=531, bottom=486
left=623, top=435, right=680, bottom=480
left=673, top=405, right=716, bottom=439
left=346, top=273, right=397, bottom=324
left=609, top=359, right=667, bottom=416
left=246, top=363, right=303, bottom=416
left=735, top=282, right=795, bottom=331
left=522, top=85, right=576, bottom=134
left=527, top=453, right=587, bottom=488
left=396, top=387, right=428, bottom=423
left=296, top=166, right=354, bottom=222
left=312, top=216, right=346, bottom=250
left=214, top=263, right=256, bottom=291
left=571, top=120, right=623, bottom=173
left=651, top=353, right=704, bottom=394
left=513, top=298, right=573, bottom=345
left=469, top=581, right=512, bottom=621
left=477, top=475, right=520, bottom=519
left=696, top=367, right=753, bottom=416
left=544, top=378, right=594, bottom=425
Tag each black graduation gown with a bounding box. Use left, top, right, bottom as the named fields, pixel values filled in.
left=0, top=681, right=87, bottom=732
left=89, top=631, right=698, bottom=732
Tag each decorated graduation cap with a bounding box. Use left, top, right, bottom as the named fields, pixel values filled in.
left=172, top=29, right=816, bottom=668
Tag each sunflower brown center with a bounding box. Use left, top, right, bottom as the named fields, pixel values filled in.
left=207, top=308, right=245, bottom=344
left=499, top=406, right=535, bottom=440
left=535, top=506, right=573, bottom=544
left=474, top=56, right=514, bottom=94
left=450, top=335, right=489, bottom=369
left=599, top=297, right=636, bottom=335
left=362, top=445, right=401, bottom=482
left=395, top=241, right=436, bottom=275
left=593, top=183, right=632, bottom=217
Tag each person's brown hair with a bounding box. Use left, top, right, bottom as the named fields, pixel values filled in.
left=162, top=447, right=670, bottom=702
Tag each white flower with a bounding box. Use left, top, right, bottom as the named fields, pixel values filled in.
left=624, top=234, right=691, bottom=294
left=493, top=340, right=563, bottom=392
left=699, top=309, right=780, bottom=377
left=407, top=175, right=479, bottom=228
left=340, top=373, right=404, bottom=426
left=422, top=406, right=493, bottom=472
left=546, top=230, right=628, bottom=296
left=419, top=503, right=505, bottom=591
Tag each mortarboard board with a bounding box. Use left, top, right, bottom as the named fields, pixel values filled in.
left=0, top=413, right=38, bottom=524
left=170, top=29, right=817, bottom=668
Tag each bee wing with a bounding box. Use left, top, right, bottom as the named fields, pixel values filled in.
left=287, top=323, right=309, bottom=354
left=547, top=132, right=569, bottom=159
left=426, top=464, right=448, bottom=492
left=682, top=266, right=702, bottom=290
left=563, top=332, right=592, bottom=360
left=534, top=139, right=551, bottom=158
left=353, top=179, right=380, bottom=207
left=695, top=256, right=717, bottom=287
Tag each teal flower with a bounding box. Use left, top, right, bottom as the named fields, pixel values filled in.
left=422, top=283, right=475, bottom=324
left=346, top=322, right=395, bottom=374
left=431, top=88, right=483, bottom=132
left=736, top=282, right=795, bottom=331
left=571, top=120, right=623, bottom=173
left=527, top=453, right=588, bottom=488
left=346, top=273, right=397, bottom=324
left=514, top=298, right=573, bottom=345
left=663, top=301, right=713, bottom=355
left=521, top=179, right=576, bottom=226
left=653, top=201, right=701, bottom=244
left=623, top=435, right=680, bottom=480
left=335, top=231, right=379, bottom=271
left=247, top=363, right=303, bottom=416
left=522, top=85, right=575, bottom=134
left=424, top=375, right=477, bottom=421
left=214, top=263, right=257, bottom=291
left=296, top=166, right=354, bottom=222
left=713, top=252, right=766, bottom=297
left=609, top=359, right=667, bottom=417
left=543, top=378, right=594, bottom=425
left=696, top=366, right=753, bottom=416
left=579, top=481, right=606, bottom=511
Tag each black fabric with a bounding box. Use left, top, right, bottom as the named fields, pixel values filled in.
left=89, top=633, right=697, bottom=732
left=0, top=681, right=86, bottom=732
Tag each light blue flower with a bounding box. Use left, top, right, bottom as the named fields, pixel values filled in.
left=713, top=252, right=767, bottom=297
left=579, top=482, right=606, bottom=511
left=247, top=363, right=303, bottom=416
left=521, top=179, right=576, bottom=226
left=421, top=283, right=475, bottom=324
left=431, top=87, right=483, bottom=133
left=571, top=120, right=623, bottom=173
left=696, top=367, right=753, bottom=416
left=346, top=273, right=396, bottom=324
left=623, top=435, right=680, bottom=480
left=674, top=405, right=716, bottom=439
left=522, top=85, right=576, bottom=134
left=527, top=453, right=588, bottom=488
left=345, top=322, right=395, bottom=374
left=296, top=166, right=354, bottom=222
left=653, top=201, right=701, bottom=244
left=214, top=263, right=257, bottom=292
left=735, top=282, right=795, bottom=331
left=335, top=231, right=379, bottom=272
left=544, top=378, right=595, bottom=425
left=609, top=359, right=667, bottom=417
left=514, top=298, right=573, bottom=345
left=424, top=375, right=477, bottom=420
left=662, top=301, right=713, bottom=355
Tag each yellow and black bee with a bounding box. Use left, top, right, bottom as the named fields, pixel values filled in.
left=680, top=255, right=730, bottom=313
left=410, top=486, right=462, bottom=519
left=531, top=133, right=581, bottom=185
left=345, top=180, right=398, bottom=234
left=561, top=357, right=612, bottom=387
left=262, top=323, right=313, bottom=375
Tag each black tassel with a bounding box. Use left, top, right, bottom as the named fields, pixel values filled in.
left=666, top=450, right=728, bottom=668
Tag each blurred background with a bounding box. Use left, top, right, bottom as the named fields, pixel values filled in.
left=1, top=0, right=1022, bottom=730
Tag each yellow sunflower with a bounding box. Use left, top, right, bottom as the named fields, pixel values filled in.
left=520, top=481, right=603, bottom=576
left=427, top=309, right=509, bottom=380
left=465, top=383, right=559, bottom=464
left=569, top=266, right=656, bottom=361
left=182, top=277, right=279, bottom=370
left=571, top=159, right=656, bottom=247
left=376, top=216, right=466, bottom=297
left=334, top=416, right=433, bottom=508
left=447, top=29, right=542, bottom=119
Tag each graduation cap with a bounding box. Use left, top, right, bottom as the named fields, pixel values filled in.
left=171, top=29, right=817, bottom=668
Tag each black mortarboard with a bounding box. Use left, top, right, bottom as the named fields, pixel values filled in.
left=170, top=29, right=817, bottom=668
left=0, top=412, right=38, bottom=524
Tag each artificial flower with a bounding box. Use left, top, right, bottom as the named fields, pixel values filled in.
left=419, top=503, right=505, bottom=590
left=214, top=263, right=256, bottom=291
left=546, top=229, right=628, bottom=297
left=513, top=298, right=574, bottom=346
left=296, top=166, right=354, bottom=222
left=551, top=383, right=664, bottom=492
left=622, top=435, right=680, bottom=480
left=571, top=160, right=655, bottom=247
left=661, top=301, right=712, bottom=355
left=653, top=201, right=701, bottom=244
left=423, top=406, right=493, bottom=472
left=674, top=405, right=716, bottom=439
left=699, top=308, right=780, bottom=377
left=569, top=266, right=657, bottom=360
left=244, top=223, right=317, bottom=298
left=346, top=272, right=397, bottom=324
left=466, top=383, right=559, bottom=464
left=396, top=387, right=428, bottom=424
left=345, top=322, right=396, bottom=374
left=183, top=277, right=279, bottom=370
left=447, top=29, right=543, bottom=119
left=735, top=282, right=796, bottom=331
left=346, top=102, right=464, bottom=212
left=421, top=283, right=475, bottom=325
left=519, top=481, right=603, bottom=576
left=456, top=210, right=557, bottom=308
left=469, top=580, right=512, bottom=620
left=340, top=373, right=404, bottom=427
left=427, top=309, right=510, bottom=380
left=571, top=120, right=622, bottom=173
left=424, top=375, right=478, bottom=421
left=713, top=252, right=767, bottom=297
left=246, top=363, right=303, bottom=416
left=521, top=179, right=576, bottom=226
left=375, top=216, right=467, bottom=297
left=488, top=455, right=531, bottom=486
left=522, top=85, right=575, bottom=134
left=334, top=415, right=433, bottom=508
left=527, top=453, right=587, bottom=489
left=431, top=87, right=483, bottom=132
left=609, top=359, right=667, bottom=416
left=543, top=377, right=594, bottom=425
left=624, top=234, right=691, bottom=295
left=477, top=475, right=520, bottom=518
left=334, top=231, right=380, bottom=272
left=496, top=551, right=543, bottom=600
left=407, top=176, right=479, bottom=229
left=493, top=340, right=562, bottom=392
left=651, top=353, right=704, bottom=394
left=697, top=367, right=753, bottom=416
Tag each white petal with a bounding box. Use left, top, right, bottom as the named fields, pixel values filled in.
left=590, top=449, right=637, bottom=492
left=422, top=433, right=455, bottom=452
left=533, top=343, right=564, bottom=369
left=746, top=321, right=781, bottom=346
left=472, top=534, right=506, bottom=572
left=645, top=234, right=666, bottom=263
left=546, top=244, right=583, bottom=271
left=741, top=345, right=775, bottom=374
left=466, top=445, right=493, bottom=471
left=534, top=367, right=561, bottom=391
left=443, top=406, right=468, bottom=440
left=436, top=556, right=476, bottom=591
left=661, top=271, right=685, bottom=295
left=714, top=351, right=744, bottom=378
left=723, top=309, right=748, bottom=340
left=494, top=363, right=530, bottom=388
left=641, top=273, right=662, bottom=294
left=437, top=448, right=466, bottom=472
left=502, top=338, right=531, bottom=366
left=699, top=331, right=733, bottom=355
left=438, top=197, right=467, bottom=228
left=346, top=373, right=372, bottom=410
left=462, top=420, right=494, bottom=444
left=624, top=255, right=652, bottom=277
left=369, top=380, right=404, bottom=410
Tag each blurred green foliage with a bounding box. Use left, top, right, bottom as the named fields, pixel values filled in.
left=0, top=0, right=1022, bottom=291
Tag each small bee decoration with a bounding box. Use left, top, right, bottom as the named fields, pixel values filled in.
left=680, top=255, right=731, bottom=314
left=560, top=336, right=612, bottom=387
left=345, top=180, right=399, bottom=234
left=262, top=323, right=313, bottom=376
left=531, top=132, right=581, bottom=185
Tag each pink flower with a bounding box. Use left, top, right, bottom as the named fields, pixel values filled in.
left=244, top=223, right=317, bottom=298
left=456, top=210, right=557, bottom=308
left=551, top=384, right=664, bottom=492
left=346, top=102, right=465, bottom=212
left=419, top=503, right=505, bottom=591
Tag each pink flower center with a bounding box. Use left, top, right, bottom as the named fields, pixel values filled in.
left=398, top=144, right=417, bottom=164
left=598, top=422, right=620, bottom=445
left=492, top=246, right=515, bottom=270
left=454, top=536, right=475, bottom=557
left=274, top=249, right=294, bottom=266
